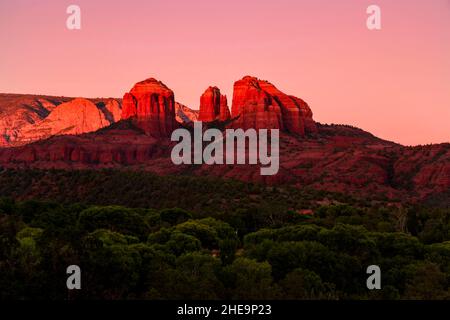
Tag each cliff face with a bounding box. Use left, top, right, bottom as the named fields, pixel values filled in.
left=15, top=98, right=109, bottom=143
left=175, top=102, right=198, bottom=123
left=0, top=77, right=447, bottom=202
left=0, top=120, right=447, bottom=201
left=122, top=78, right=178, bottom=137
left=219, top=95, right=231, bottom=121
left=231, top=76, right=317, bottom=135
left=0, top=76, right=316, bottom=146
left=0, top=94, right=121, bottom=147
left=198, top=86, right=230, bottom=122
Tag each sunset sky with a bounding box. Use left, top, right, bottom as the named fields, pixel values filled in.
left=0, top=0, right=449, bottom=145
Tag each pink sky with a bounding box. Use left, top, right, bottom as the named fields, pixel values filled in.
left=0, top=0, right=449, bottom=145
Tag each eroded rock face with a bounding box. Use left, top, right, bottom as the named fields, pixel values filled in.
left=289, top=96, right=318, bottom=134
left=175, top=102, right=198, bottom=123
left=231, top=76, right=317, bottom=135
left=10, top=98, right=119, bottom=145
left=0, top=120, right=448, bottom=201
left=1, top=77, right=448, bottom=201
left=0, top=121, right=166, bottom=167
left=103, top=99, right=122, bottom=122
left=0, top=94, right=64, bottom=147
left=122, top=78, right=177, bottom=137
left=219, top=94, right=231, bottom=121
left=198, top=87, right=220, bottom=122
left=43, top=98, right=109, bottom=133
left=0, top=94, right=122, bottom=147
left=198, top=86, right=231, bottom=122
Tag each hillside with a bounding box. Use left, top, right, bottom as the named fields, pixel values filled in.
left=0, top=77, right=448, bottom=202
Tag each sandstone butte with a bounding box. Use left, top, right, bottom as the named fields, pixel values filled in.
left=198, top=86, right=231, bottom=122
left=120, top=76, right=317, bottom=137
left=122, top=78, right=178, bottom=137
left=231, top=76, right=317, bottom=135
left=0, top=77, right=449, bottom=201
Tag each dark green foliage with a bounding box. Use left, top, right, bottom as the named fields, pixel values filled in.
left=78, top=206, right=150, bottom=240
left=280, top=268, right=337, bottom=300
left=0, top=169, right=449, bottom=300
left=159, top=208, right=192, bottom=226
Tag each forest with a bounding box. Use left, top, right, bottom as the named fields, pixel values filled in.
left=0, top=169, right=449, bottom=300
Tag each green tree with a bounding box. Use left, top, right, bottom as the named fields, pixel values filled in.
left=280, top=268, right=336, bottom=300
left=160, top=208, right=192, bottom=226
left=78, top=206, right=149, bottom=240
left=224, top=258, right=280, bottom=300
left=403, top=262, right=449, bottom=300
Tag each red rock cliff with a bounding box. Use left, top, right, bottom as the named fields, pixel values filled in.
left=231, top=76, right=317, bottom=135
left=12, top=98, right=116, bottom=145
left=219, top=94, right=231, bottom=121
left=198, top=86, right=231, bottom=122
left=122, top=78, right=177, bottom=137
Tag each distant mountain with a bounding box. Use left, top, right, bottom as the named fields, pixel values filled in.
left=175, top=102, right=199, bottom=123
left=0, top=94, right=121, bottom=147
left=0, top=76, right=448, bottom=202
left=0, top=93, right=199, bottom=146
left=0, top=94, right=67, bottom=146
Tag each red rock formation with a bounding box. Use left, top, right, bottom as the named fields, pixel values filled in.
left=198, top=87, right=220, bottom=122
left=1, top=120, right=448, bottom=200
left=289, top=96, right=318, bottom=134
left=0, top=94, right=65, bottom=147
left=219, top=95, right=231, bottom=121
left=104, top=99, right=122, bottom=122
left=175, top=102, right=199, bottom=123
left=12, top=98, right=115, bottom=145
left=231, top=76, right=282, bottom=131
left=122, top=78, right=177, bottom=137
left=2, top=77, right=448, bottom=202
left=0, top=94, right=122, bottom=147
left=198, top=86, right=231, bottom=122
left=231, top=76, right=317, bottom=135
left=122, top=93, right=138, bottom=119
